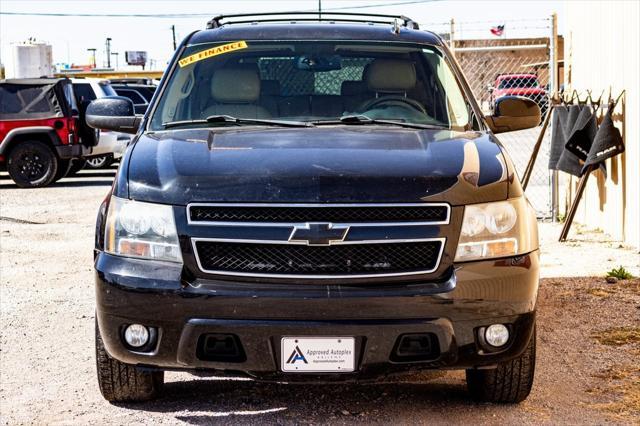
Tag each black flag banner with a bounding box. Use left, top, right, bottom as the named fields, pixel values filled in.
left=581, top=103, right=624, bottom=176
left=549, top=105, right=584, bottom=176
left=565, top=105, right=598, bottom=160
left=549, top=102, right=612, bottom=177
left=557, top=91, right=626, bottom=242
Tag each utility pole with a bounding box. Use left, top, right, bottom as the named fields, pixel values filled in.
left=111, top=52, right=119, bottom=69
left=105, top=37, right=112, bottom=68
left=549, top=12, right=559, bottom=222
left=171, top=25, right=177, bottom=50
left=318, top=0, right=322, bottom=19
left=87, top=48, right=97, bottom=68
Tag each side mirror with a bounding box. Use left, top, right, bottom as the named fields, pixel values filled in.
left=86, top=96, right=142, bottom=134
left=485, top=96, right=541, bottom=134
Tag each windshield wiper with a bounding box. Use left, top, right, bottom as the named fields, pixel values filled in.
left=206, top=115, right=314, bottom=127
left=163, top=115, right=313, bottom=129
left=315, top=115, right=447, bottom=130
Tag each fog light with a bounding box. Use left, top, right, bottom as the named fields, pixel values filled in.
left=485, top=324, right=509, bottom=347
left=124, top=324, right=149, bottom=348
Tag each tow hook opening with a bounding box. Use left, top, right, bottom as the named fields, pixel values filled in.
left=390, top=333, right=440, bottom=362
left=197, top=333, right=247, bottom=363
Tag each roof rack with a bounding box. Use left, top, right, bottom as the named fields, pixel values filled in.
left=206, top=12, right=420, bottom=30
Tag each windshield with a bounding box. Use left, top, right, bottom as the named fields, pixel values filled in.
left=149, top=41, right=472, bottom=131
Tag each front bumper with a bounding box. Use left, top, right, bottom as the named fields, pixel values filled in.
left=95, top=251, right=539, bottom=379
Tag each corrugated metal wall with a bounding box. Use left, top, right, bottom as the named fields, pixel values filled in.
left=564, top=0, right=640, bottom=250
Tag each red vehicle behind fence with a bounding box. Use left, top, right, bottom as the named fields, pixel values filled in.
left=489, top=73, right=548, bottom=117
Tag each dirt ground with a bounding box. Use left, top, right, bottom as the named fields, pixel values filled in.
left=1, top=168, right=639, bottom=425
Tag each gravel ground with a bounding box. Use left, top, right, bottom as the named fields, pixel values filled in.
left=1, top=169, right=639, bottom=425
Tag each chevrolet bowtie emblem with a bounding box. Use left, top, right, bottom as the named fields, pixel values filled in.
left=288, top=222, right=350, bottom=246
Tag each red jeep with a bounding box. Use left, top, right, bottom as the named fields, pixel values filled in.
left=0, top=78, right=87, bottom=187
left=489, top=73, right=548, bottom=117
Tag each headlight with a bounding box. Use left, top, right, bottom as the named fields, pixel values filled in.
left=105, top=196, right=182, bottom=263
left=455, top=197, right=537, bottom=262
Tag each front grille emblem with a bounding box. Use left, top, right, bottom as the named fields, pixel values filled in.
left=288, top=222, right=349, bottom=246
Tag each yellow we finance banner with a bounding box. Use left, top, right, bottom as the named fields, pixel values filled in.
left=178, top=41, right=248, bottom=67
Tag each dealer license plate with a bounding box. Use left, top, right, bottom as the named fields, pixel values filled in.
left=281, top=337, right=355, bottom=372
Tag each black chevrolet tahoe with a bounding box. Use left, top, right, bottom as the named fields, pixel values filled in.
left=88, top=12, right=542, bottom=404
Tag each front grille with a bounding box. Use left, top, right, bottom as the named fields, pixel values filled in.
left=194, top=240, right=442, bottom=276
left=189, top=204, right=449, bottom=223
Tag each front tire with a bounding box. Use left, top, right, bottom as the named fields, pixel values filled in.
left=95, top=320, right=164, bottom=402
left=52, top=159, right=71, bottom=182
left=6, top=140, right=58, bottom=188
left=466, top=326, right=536, bottom=403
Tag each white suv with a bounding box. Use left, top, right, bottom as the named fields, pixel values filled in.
left=72, top=79, right=128, bottom=167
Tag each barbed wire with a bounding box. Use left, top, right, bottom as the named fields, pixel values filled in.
left=455, top=17, right=551, bottom=24
left=455, top=26, right=551, bottom=32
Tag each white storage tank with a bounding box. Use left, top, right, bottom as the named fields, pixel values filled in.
left=11, top=41, right=54, bottom=78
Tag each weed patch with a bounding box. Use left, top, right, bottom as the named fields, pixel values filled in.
left=592, top=327, right=640, bottom=346
left=607, top=266, right=635, bottom=280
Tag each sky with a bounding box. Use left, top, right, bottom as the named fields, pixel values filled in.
left=0, top=0, right=564, bottom=70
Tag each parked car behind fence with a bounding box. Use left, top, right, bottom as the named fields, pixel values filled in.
left=488, top=73, right=548, bottom=117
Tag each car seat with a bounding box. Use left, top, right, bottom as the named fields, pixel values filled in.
left=202, top=67, right=271, bottom=119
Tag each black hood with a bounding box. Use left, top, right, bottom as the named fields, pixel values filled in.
left=121, top=126, right=511, bottom=206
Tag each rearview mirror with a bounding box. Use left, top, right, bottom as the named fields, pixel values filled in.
left=485, top=96, right=541, bottom=134
left=86, top=96, right=142, bottom=134
left=295, top=54, right=342, bottom=71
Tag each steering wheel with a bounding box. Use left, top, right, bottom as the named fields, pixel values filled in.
left=358, top=95, right=427, bottom=115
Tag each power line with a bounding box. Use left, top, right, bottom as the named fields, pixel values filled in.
left=0, top=11, right=204, bottom=18
left=0, top=1, right=440, bottom=18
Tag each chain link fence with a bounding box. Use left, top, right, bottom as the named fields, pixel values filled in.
left=259, top=57, right=369, bottom=96
left=456, top=36, right=554, bottom=218
left=426, top=18, right=557, bottom=218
